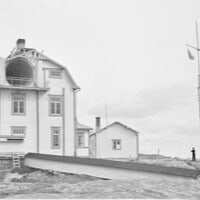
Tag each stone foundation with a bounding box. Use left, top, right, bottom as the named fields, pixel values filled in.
left=0, top=157, right=24, bottom=170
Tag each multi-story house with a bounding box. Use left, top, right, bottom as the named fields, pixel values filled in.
left=0, top=39, right=80, bottom=156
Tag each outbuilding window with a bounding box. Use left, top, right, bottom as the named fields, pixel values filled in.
left=51, top=127, right=61, bottom=149
left=12, top=93, right=26, bottom=115
left=112, top=139, right=121, bottom=150
left=49, top=96, right=63, bottom=116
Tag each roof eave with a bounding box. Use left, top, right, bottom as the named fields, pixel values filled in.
left=91, top=121, right=139, bottom=135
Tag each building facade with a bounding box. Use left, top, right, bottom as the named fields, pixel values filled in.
left=0, top=39, right=79, bottom=156
left=90, top=119, right=139, bottom=159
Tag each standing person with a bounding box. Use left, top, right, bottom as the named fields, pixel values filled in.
left=191, top=147, right=196, bottom=161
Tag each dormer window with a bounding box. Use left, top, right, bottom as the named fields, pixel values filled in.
left=49, top=69, right=62, bottom=79
left=6, top=58, right=34, bottom=86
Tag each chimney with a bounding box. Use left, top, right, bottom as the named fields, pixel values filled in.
left=95, top=117, right=101, bottom=132
left=16, top=39, right=25, bottom=50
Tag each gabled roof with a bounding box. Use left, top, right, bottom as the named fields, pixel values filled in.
left=37, top=52, right=80, bottom=90
left=90, top=121, right=139, bottom=136
left=6, top=48, right=80, bottom=90
left=77, top=123, right=93, bottom=131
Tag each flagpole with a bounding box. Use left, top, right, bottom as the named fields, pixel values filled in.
left=195, top=21, right=200, bottom=119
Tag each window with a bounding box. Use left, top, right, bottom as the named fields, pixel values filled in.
left=11, top=126, right=26, bottom=136
left=112, top=139, right=121, bottom=150
left=49, top=96, right=63, bottom=116
left=49, top=69, right=62, bottom=79
left=51, top=127, right=61, bottom=149
left=77, top=133, right=85, bottom=148
left=12, top=93, right=26, bottom=115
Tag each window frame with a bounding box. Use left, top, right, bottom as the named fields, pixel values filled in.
left=49, top=95, right=63, bottom=116
left=11, top=93, right=26, bottom=116
left=51, top=127, right=61, bottom=149
left=11, top=126, right=26, bottom=136
left=112, top=139, right=122, bottom=150
left=77, top=132, right=85, bottom=148
left=49, top=69, right=63, bottom=79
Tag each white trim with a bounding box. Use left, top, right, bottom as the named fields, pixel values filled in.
left=11, top=93, right=26, bottom=116
left=48, top=95, right=63, bottom=116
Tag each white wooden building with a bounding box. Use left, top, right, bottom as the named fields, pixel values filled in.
left=0, top=39, right=79, bottom=156
left=76, top=123, right=93, bottom=157
left=89, top=118, right=139, bottom=159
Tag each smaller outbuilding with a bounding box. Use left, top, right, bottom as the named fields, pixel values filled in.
left=76, top=123, right=93, bottom=157
left=89, top=118, right=139, bottom=159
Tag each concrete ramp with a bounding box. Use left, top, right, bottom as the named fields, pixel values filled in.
left=24, top=153, right=200, bottom=180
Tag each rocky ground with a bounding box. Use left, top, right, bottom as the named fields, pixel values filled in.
left=0, top=159, right=200, bottom=199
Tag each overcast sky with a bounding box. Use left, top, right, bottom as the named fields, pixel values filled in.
left=0, top=0, right=200, bottom=158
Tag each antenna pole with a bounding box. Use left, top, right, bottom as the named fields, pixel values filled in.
left=105, top=103, right=108, bottom=126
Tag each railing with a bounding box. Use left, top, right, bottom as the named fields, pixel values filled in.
left=7, top=76, right=33, bottom=86
left=7, top=49, right=40, bottom=60
left=0, top=152, right=25, bottom=158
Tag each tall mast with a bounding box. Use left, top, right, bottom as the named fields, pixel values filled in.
left=196, top=21, right=200, bottom=119
left=196, top=21, right=200, bottom=73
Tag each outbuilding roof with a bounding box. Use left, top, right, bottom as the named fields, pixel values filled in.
left=77, top=123, right=93, bottom=130
left=90, top=121, right=139, bottom=136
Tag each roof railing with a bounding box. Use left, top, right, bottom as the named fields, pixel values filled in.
left=7, top=76, right=33, bottom=86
